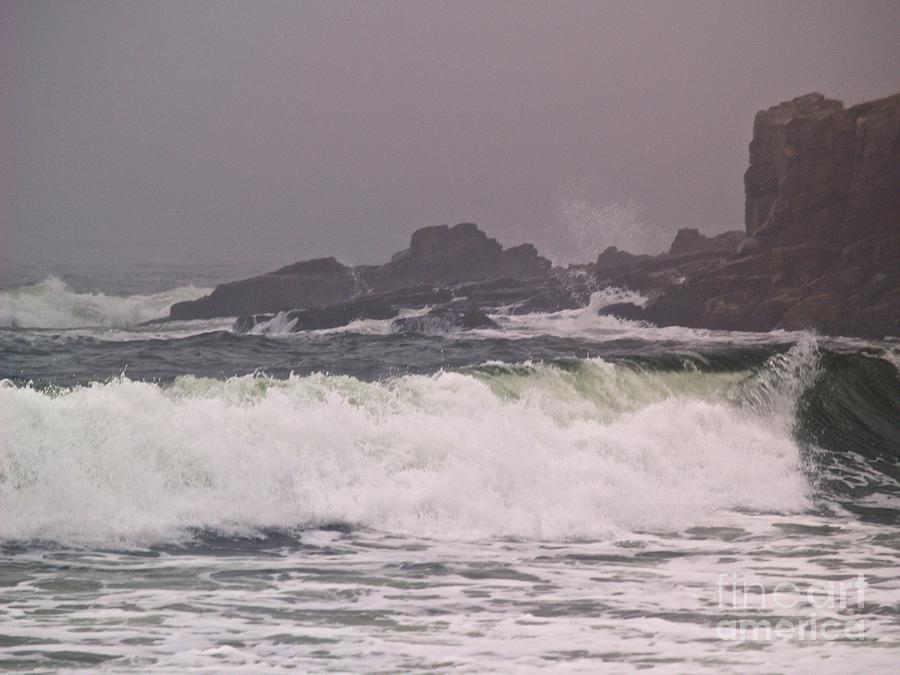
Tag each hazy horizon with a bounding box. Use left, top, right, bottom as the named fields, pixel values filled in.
left=2, top=0, right=899, bottom=272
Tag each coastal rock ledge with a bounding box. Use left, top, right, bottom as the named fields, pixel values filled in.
left=598, top=91, right=899, bottom=338
left=169, top=223, right=591, bottom=325
left=168, top=91, right=899, bottom=339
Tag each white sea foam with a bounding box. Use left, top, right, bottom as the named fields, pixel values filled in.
left=0, top=276, right=210, bottom=329
left=480, top=289, right=809, bottom=346
left=0, top=346, right=816, bottom=547
left=246, top=310, right=299, bottom=335
left=248, top=306, right=431, bottom=336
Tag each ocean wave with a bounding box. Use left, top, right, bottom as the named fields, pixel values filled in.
left=0, top=344, right=819, bottom=547
left=487, top=289, right=809, bottom=345
left=0, top=277, right=210, bottom=329
left=244, top=307, right=443, bottom=337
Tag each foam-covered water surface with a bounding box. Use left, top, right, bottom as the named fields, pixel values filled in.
left=2, top=520, right=899, bottom=673
left=2, top=277, right=899, bottom=672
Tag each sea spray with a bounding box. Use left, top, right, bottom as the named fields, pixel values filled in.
left=0, top=277, right=210, bottom=329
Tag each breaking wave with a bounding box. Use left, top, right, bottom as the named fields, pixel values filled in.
left=0, top=277, right=210, bottom=329
left=0, top=341, right=826, bottom=547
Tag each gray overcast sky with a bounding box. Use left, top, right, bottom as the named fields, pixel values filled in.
left=2, top=0, right=899, bottom=266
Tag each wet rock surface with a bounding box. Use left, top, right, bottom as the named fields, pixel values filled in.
left=391, top=307, right=500, bottom=334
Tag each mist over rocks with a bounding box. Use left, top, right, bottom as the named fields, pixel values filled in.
left=171, top=91, right=899, bottom=339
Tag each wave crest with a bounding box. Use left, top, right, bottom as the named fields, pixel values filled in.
left=0, top=355, right=812, bottom=546
left=0, top=277, right=210, bottom=328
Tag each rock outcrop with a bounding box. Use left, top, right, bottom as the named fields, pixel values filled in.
left=358, top=223, right=551, bottom=293
left=231, top=273, right=590, bottom=334
left=171, top=223, right=555, bottom=321
left=744, top=92, right=900, bottom=247
left=600, top=92, right=899, bottom=338
left=595, top=246, right=652, bottom=271
left=170, top=257, right=359, bottom=320
left=391, top=307, right=499, bottom=334
left=233, top=298, right=399, bottom=334
left=667, top=228, right=746, bottom=256
left=169, top=91, right=899, bottom=340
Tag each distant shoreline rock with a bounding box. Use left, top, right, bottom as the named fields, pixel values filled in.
left=169, top=222, right=560, bottom=322
left=169, top=91, right=899, bottom=339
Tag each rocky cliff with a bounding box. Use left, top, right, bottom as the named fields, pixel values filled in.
left=744, top=92, right=900, bottom=247
left=601, top=92, right=899, bottom=338
left=169, top=91, right=899, bottom=338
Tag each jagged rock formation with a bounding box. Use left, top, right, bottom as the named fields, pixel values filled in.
left=170, top=91, right=898, bottom=339
left=668, top=228, right=745, bottom=256
left=174, top=222, right=591, bottom=330
left=595, top=246, right=652, bottom=271
left=601, top=92, right=899, bottom=338
left=744, top=92, right=900, bottom=246
left=171, top=223, right=555, bottom=321
left=356, top=223, right=551, bottom=292
left=231, top=273, right=593, bottom=334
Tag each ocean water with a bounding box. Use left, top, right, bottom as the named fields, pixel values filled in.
left=1, top=266, right=899, bottom=673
